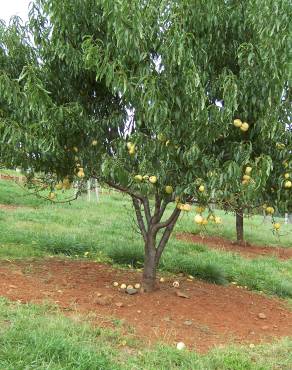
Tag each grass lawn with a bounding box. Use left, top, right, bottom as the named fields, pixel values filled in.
left=0, top=178, right=292, bottom=369
left=0, top=298, right=291, bottom=370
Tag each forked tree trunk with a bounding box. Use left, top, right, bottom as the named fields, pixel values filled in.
left=131, top=195, right=181, bottom=292
left=105, top=181, right=182, bottom=293
left=236, top=208, right=244, bottom=243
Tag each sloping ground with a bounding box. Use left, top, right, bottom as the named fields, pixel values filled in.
left=0, top=259, right=291, bottom=353
left=176, top=232, right=292, bottom=260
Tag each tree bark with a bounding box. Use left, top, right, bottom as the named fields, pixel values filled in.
left=141, top=207, right=181, bottom=291
left=142, top=233, right=158, bottom=292
left=263, top=211, right=272, bottom=224
left=236, top=208, right=244, bottom=243
left=106, top=184, right=181, bottom=292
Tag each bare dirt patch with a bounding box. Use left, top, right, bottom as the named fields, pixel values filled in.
left=0, top=204, right=32, bottom=211
left=0, top=174, right=24, bottom=182
left=0, top=259, right=292, bottom=352
left=0, top=204, right=21, bottom=211
left=176, top=232, right=292, bottom=260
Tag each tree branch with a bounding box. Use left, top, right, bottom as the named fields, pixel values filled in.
left=157, top=199, right=169, bottom=222
left=151, top=192, right=161, bottom=224
left=153, top=207, right=181, bottom=231
left=155, top=209, right=181, bottom=264
left=142, top=198, right=151, bottom=227
left=105, top=180, right=152, bottom=228
left=132, top=197, right=147, bottom=242
left=105, top=180, right=145, bottom=202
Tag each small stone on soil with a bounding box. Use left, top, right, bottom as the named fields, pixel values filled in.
left=184, top=320, right=193, bottom=326
left=115, top=302, right=124, bottom=308
left=126, top=288, right=138, bottom=295
left=258, top=313, right=267, bottom=319
left=93, top=295, right=112, bottom=306
left=175, top=290, right=190, bottom=299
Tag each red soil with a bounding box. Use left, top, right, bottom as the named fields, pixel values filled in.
left=0, top=204, right=29, bottom=211
left=176, top=232, right=292, bottom=260
left=0, top=174, right=24, bottom=181
left=0, top=259, right=291, bottom=352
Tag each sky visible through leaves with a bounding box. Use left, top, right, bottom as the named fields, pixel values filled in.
left=1, top=0, right=30, bottom=23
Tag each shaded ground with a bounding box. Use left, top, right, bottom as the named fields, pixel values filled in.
left=176, top=232, right=292, bottom=260
left=0, top=259, right=292, bottom=353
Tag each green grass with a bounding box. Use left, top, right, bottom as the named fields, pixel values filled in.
left=0, top=298, right=291, bottom=370
left=0, top=179, right=292, bottom=299
left=0, top=179, right=45, bottom=207
left=0, top=298, right=120, bottom=370
left=162, top=241, right=292, bottom=297
left=130, top=341, right=292, bottom=370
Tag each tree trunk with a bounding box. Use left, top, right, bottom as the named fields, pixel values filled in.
left=106, top=184, right=182, bottom=293
left=236, top=208, right=244, bottom=243
left=130, top=194, right=181, bottom=292
left=142, top=242, right=158, bottom=292
left=263, top=211, right=271, bottom=224
left=285, top=213, right=292, bottom=224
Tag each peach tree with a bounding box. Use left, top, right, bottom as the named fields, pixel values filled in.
left=0, top=0, right=291, bottom=290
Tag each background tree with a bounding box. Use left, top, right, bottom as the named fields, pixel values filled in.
left=0, top=0, right=291, bottom=291
left=185, top=1, right=292, bottom=243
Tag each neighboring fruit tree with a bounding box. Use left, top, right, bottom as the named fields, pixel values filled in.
left=0, top=0, right=291, bottom=290
left=216, top=117, right=291, bottom=243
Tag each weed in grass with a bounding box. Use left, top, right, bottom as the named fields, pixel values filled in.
left=43, top=238, right=94, bottom=256
left=274, top=280, right=292, bottom=298
left=163, top=252, right=228, bottom=285
left=107, top=244, right=144, bottom=267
